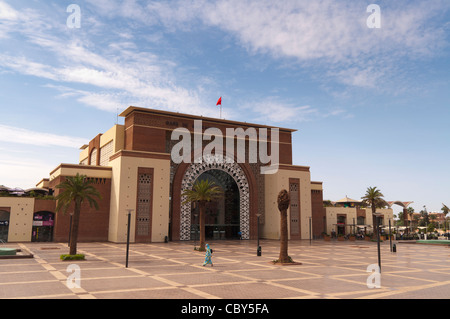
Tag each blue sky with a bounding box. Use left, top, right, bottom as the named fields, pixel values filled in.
left=0, top=0, right=449, bottom=214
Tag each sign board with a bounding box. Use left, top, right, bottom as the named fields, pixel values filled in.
left=32, top=220, right=53, bottom=227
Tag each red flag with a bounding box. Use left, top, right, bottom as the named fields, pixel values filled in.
left=216, top=97, right=222, bottom=106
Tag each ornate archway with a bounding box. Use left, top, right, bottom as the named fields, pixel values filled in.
left=179, top=154, right=250, bottom=240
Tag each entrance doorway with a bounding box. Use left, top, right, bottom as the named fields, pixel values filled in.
left=0, top=211, right=10, bottom=242
left=337, top=215, right=346, bottom=235
left=179, top=154, right=250, bottom=241
left=191, top=170, right=240, bottom=240
left=32, top=211, right=54, bottom=242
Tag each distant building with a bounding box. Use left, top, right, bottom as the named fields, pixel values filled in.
left=324, top=196, right=394, bottom=235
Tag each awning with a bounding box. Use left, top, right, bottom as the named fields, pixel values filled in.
left=336, top=196, right=362, bottom=203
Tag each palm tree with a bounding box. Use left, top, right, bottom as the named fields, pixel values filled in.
left=442, top=204, right=449, bottom=232
left=56, top=174, right=101, bottom=255
left=442, top=204, right=449, bottom=216
left=406, top=206, right=415, bottom=226
left=361, top=186, right=386, bottom=229
left=277, top=189, right=291, bottom=263
left=413, top=214, right=420, bottom=229
left=182, top=179, right=223, bottom=251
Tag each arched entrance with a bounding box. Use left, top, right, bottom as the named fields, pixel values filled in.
left=191, top=169, right=241, bottom=240
left=32, top=211, right=54, bottom=242
left=180, top=154, right=250, bottom=240
left=0, top=210, right=10, bottom=242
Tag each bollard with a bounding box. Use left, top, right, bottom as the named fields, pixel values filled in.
left=393, top=244, right=396, bottom=253
left=257, top=246, right=262, bottom=256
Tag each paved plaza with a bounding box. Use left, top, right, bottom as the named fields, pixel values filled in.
left=0, top=239, right=449, bottom=300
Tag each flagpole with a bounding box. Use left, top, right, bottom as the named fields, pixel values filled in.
left=217, top=97, right=222, bottom=119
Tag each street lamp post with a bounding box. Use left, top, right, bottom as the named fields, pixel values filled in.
left=447, top=219, right=450, bottom=240
left=68, top=213, right=73, bottom=247
left=389, top=219, right=392, bottom=252
left=353, top=217, right=356, bottom=237
left=373, top=212, right=382, bottom=272
left=194, top=213, right=198, bottom=249
left=309, top=216, right=312, bottom=245
left=125, top=209, right=133, bottom=268
left=256, top=214, right=262, bottom=256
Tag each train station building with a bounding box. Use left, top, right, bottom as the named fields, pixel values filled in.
left=0, top=106, right=326, bottom=243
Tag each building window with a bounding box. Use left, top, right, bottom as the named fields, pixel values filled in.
left=136, top=169, right=153, bottom=240
left=99, top=141, right=113, bottom=166
left=289, top=180, right=300, bottom=236
left=90, top=148, right=97, bottom=166
left=0, top=210, right=10, bottom=242
left=357, top=216, right=365, bottom=225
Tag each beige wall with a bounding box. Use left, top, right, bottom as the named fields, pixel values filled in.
left=99, top=124, right=125, bottom=153
left=264, top=167, right=312, bottom=240
left=78, top=124, right=125, bottom=165
left=108, top=153, right=171, bottom=243
left=35, top=179, right=49, bottom=189
left=79, top=146, right=89, bottom=165
left=325, top=207, right=394, bottom=235
left=49, top=165, right=112, bottom=182
left=0, top=197, right=35, bottom=242
left=325, top=207, right=356, bottom=234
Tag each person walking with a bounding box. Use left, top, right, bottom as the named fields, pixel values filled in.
left=203, top=243, right=213, bottom=267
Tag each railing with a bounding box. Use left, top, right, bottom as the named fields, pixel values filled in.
left=190, top=224, right=241, bottom=240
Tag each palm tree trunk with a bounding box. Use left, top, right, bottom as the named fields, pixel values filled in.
left=279, top=208, right=289, bottom=263
left=199, top=201, right=206, bottom=251
left=372, top=202, right=377, bottom=232
left=69, top=200, right=81, bottom=255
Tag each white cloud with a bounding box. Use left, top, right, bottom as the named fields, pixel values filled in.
left=0, top=153, right=58, bottom=188
left=241, top=97, right=318, bottom=123
left=0, top=54, right=58, bottom=80
left=1, top=0, right=447, bottom=126
left=0, top=125, right=86, bottom=148
left=0, top=1, right=19, bottom=20
left=0, top=1, right=216, bottom=117
left=145, top=0, right=449, bottom=88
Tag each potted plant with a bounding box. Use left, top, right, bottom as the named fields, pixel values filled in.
left=337, top=234, right=345, bottom=241
left=365, top=234, right=372, bottom=241
left=349, top=234, right=356, bottom=241
left=322, top=232, right=331, bottom=241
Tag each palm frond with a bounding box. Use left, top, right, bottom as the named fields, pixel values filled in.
left=181, top=179, right=223, bottom=205
left=55, top=174, right=102, bottom=214
left=361, top=186, right=384, bottom=206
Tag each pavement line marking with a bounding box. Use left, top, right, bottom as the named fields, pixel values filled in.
left=181, top=287, right=222, bottom=299
left=264, top=281, right=321, bottom=297
left=356, top=279, right=450, bottom=299
left=325, top=288, right=392, bottom=298
left=91, top=286, right=179, bottom=296
left=148, top=275, right=185, bottom=287
left=188, top=280, right=257, bottom=289
left=19, top=243, right=97, bottom=300
left=0, top=279, right=60, bottom=286
left=3, top=293, right=77, bottom=299
left=381, top=272, right=439, bottom=284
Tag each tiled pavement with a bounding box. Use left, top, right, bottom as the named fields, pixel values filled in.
left=0, top=239, right=449, bottom=300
